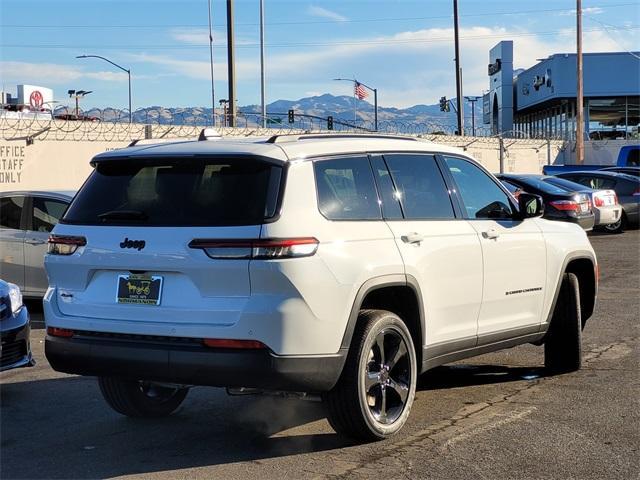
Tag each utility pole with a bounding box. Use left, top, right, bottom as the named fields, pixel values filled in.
left=226, top=0, right=237, bottom=127
left=453, top=0, right=464, bottom=136
left=259, top=0, right=266, bottom=128
left=465, top=96, right=481, bottom=136
left=207, top=0, right=216, bottom=126
left=576, top=0, right=585, bottom=164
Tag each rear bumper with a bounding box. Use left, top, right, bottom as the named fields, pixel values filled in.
left=45, top=332, right=347, bottom=392
left=594, top=205, right=622, bottom=226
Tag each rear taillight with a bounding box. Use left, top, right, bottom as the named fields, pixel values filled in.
left=189, top=237, right=319, bottom=260
left=47, top=327, right=75, bottom=338
left=549, top=200, right=579, bottom=211
left=203, top=338, right=267, bottom=349
left=633, top=188, right=640, bottom=196
left=594, top=196, right=604, bottom=207
left=47, top=235, right=86, bottom=255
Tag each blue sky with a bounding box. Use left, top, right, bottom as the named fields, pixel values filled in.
left=1, top=0, right=638, bottom=110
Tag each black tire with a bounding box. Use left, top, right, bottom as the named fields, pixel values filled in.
left=602, top=212, right=625, bottom=234
left=324, top=309, right=417, bottom=441
left=98, top=377, right=188, bottom=418
left=544, top=273, right=582, bottom=373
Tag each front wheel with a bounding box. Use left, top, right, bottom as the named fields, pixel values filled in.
left=98, top=377, right=188, bottom=417
left=544, top=273, right=582, bottom=373
left=324, top=309, right=417, bottom=441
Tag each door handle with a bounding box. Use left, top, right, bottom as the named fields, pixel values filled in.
left=482, top=229, right=500, bottom=240
left=401, top=232, right=425, bottom=244
left=25, top=238, right=46, bottom=245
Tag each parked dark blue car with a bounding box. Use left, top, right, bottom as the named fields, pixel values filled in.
left=1, top=279, right=34, bottom=372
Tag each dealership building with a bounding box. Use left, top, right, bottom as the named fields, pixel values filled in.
left=484, top=41, right=640, bottom=141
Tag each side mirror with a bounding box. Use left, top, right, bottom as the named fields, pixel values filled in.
left=517, top=193, right=544, bottom=219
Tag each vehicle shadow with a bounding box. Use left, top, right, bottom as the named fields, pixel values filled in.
left=1, top=363, right=548, bottom=479
left=418, top=364, right=548, bottom=391
left=0, top=375, right=353, bottom=479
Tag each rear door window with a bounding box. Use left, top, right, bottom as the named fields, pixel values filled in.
left=31, top=197, right=68, bottom=233
left=0, top=196, right=25, bottom=230
left=383, top=154, right=455, bottom=219
left=314, top=156, right=381, bottom=220
left=63, top=158, right=283, bottom=226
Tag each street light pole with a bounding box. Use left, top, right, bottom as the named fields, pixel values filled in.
left=76, top=54, right=132, bottom=123
left=207, top=0, right=216, bottom=127
left=259, top=0, right=266, bottom=128
left=333, top=78, right=378, bottom=131
left=464, top=96, right=481, bottom=136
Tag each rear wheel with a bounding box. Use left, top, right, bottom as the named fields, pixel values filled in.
left=544, top=273, right=582, bottom=373
left=324, top=310, right=417, bottom=441
left=603, top=213, right=624, bottom=233
left=98, top=377, right=188, bottom=417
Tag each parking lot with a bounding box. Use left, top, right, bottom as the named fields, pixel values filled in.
left=1, top=230, right=638, bottom=480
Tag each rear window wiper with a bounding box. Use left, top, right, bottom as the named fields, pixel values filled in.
left=97, top=210, right=148, bottom=221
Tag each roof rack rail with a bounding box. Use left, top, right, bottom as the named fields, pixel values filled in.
left=265, top=133, right=419, bottom=144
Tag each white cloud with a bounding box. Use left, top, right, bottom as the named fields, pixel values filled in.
left=126, top=24, right=638, bottom=108
left=0, top=61, right=129, bottom=84
left=560, top=6, right=604, bottom=16
left=170, top=27, right=255, bottom=46
left=308, top=5, right=347, bottom=23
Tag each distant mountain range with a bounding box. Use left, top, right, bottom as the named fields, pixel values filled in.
left=86, top=93, right=483, bottom=129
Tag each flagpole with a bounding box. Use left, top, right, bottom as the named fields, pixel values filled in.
left=354, top=81, right=357, bottom=125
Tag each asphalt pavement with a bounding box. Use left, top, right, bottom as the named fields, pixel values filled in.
left=1, top=230, right=638, bottom=479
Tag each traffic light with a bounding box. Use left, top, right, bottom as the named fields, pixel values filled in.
left=288, top=109, right=294, bottom=123
left=439, top=96, right=450, bottom=112
left=327, top=116, right=334, bottom=130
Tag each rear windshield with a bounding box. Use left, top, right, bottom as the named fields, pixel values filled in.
left=62, top=157, right=283, bottom=226
left=511, top=176, right=570, bottom=195
left=543, top=177, right=591, bottom=192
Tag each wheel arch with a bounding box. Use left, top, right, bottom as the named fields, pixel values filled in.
left=545, top=253, right=597, bottom=329
left=340, top=274, right=425, bottom=368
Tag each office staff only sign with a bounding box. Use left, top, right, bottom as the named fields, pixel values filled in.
left=0, top=141, right=127, bottom=192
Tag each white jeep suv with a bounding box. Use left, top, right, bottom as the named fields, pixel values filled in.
left=44, top=133, right=597, bottom=440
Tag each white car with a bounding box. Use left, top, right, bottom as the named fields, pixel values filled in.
left=0, top=190, right=75, bottom=298
left=541, top=176, right=623, bottom=230
left=44, top=133, right=597, bottom=440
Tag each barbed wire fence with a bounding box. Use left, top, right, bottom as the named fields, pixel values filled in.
left=0, top=106, right=569, bottom=142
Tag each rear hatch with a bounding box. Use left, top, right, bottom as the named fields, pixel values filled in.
left=46, top=155, right=283, bottom=327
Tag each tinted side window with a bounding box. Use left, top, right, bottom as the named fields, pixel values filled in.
left=0, top=196, right=24, bottom=230
left=32, top=197, right=68, bottom=233
left=444, top=156, right=514, bottom=219
left=314, top=156, right=381, bottom=220
left=370, top=156, right=403, bottom=219
left=383, top=154, right=455, bottom=219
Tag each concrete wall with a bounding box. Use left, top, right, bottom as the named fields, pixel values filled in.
left=0, top=133, right=568, bottom=193
left=556, top=139, right=640, bottom=165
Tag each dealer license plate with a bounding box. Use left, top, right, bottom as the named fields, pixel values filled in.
left=116, top=274, right=163, bottom=305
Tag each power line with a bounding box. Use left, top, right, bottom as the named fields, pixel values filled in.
left=0, top=2, right=636, bottom=29
left=585, top=16, right=640, bottom=59
left=2, top=25, right=638, bottom=50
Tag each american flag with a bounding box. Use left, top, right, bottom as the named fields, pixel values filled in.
left=354, top=81, right=368, bottom=100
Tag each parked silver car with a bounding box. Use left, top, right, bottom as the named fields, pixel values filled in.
left=0, top=191, right=74, bottom=298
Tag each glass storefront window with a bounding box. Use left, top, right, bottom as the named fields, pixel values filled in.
left=588, top=97, right=627, bottom=140
left=627, top=96, right=639, bottom=139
